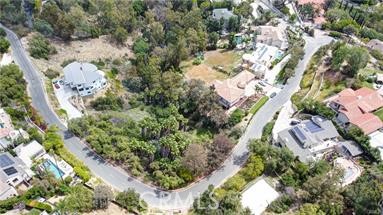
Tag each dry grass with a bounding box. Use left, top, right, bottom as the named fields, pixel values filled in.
left=184, top=64, right=228, bottom=84
left=82, top=202, right=131, bottom=215
left=21, top=33, right=133, bottom=74
left=183, top=49, right=241, bottom=84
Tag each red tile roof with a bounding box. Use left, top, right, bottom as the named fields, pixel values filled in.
left=213, top=70, right=255, bottom=105
left=333, top=87, right=383, bottom=134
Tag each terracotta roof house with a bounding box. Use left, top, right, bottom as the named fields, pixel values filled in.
left=213, top=70, right=255, bottom=108
left=328, top=87, right=383, bottom=135
left=367, top=39, right=383, bottom=53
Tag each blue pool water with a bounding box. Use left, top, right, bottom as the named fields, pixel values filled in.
left=42, top=159, right=64, bottom=179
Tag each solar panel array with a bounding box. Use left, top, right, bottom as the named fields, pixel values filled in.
left=0, top=154, right=14, bottom=168
left=3, top=167, right=17, bottom=176
left=304, top=121, right=324, bottom=133
left=292, top=127, right=307, bottom=143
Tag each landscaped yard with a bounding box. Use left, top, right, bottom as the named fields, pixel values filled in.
left=183, top=49, right=241, bottom=84
left=250, top=96, right=269, bottom=114
left=374, top=108, right=383, bottom=121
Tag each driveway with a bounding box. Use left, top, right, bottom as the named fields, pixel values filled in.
left=2, top=22, right=333, bottom=210
left=53, top=82, right=83, bottom=120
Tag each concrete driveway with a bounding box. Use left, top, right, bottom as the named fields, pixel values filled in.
left=53, top=82, right=82, bottom=120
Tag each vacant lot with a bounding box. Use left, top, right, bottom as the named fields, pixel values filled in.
left=21, top=33, right=133, bottom=74
left=184, top=49, right=241, bottom=84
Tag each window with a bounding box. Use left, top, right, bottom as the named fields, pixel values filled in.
left=79, top=88, right=84, bottom=91
left=12, top=178, right=18, bottom=183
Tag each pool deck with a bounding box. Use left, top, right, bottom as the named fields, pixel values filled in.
left=41, top=154, right=74, bottom=179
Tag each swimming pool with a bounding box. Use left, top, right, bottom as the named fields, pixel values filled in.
left=42, top=159, right=65, bottom=179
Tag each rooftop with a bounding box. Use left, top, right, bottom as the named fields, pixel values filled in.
left=63, top=61, right=104, bottom=86
left=278, top=116, right=339, bottom=162
left=212, top=8, right=235, bottom=20
left=213, top=70, right=255, bottom=104
left=0, top=152, right=31, bottom=184
left=14, top=140, right=45, bottom=168
left=331, top=87, right=383, bottom=134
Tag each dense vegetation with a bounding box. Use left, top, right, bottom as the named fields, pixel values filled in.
left=28, top=33, right=56, bottom=59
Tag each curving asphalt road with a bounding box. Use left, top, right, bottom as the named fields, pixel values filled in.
left=1, top=23, right=333, bottom=210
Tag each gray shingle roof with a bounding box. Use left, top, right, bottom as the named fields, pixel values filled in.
left=63, top=62, right=103, bottom=86
left=337, top=141, right=363, bottom=157
left=212, top=8, right=235, bottom=20
left=0, top=152, right=27, bottom=182
left=278, top=116, right=340, bottom=162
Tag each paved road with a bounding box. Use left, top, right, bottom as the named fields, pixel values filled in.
left=1, top=24, right=332, bottom=210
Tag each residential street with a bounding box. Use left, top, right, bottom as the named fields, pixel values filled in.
left=1, top=23, right=333, bottom=210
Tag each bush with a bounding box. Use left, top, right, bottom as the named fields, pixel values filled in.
left=0, top=37, right=10, bottom=53
left=91, top=94, right=124, bottom=111
left=61, top=59, right=76, bottom=67
left=261, top=121, right=275, bottom=142
left=115, top=189, right=147, bottom=213
left=34, top=19, right=54, bottom=37
left=26, top=200, right=53, bottom=213
left=228, top=108, right=246, bottom=126
left=370, top=49, right=383, bottom=61
left=267, top=194, right=294, bottom=213
left=44, top=68, right=59, bottom=79
left=57, top=148, right=91, bottom=182
left=28, top=34, right=56, bottom=59
left=329, top=31, right=342, bottom=38
left=0, top=28, right=6, bottom=37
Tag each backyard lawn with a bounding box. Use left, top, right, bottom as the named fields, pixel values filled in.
left=374, top=108, right=383, bottom=121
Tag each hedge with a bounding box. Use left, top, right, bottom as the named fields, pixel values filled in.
left=56, top=148, right=91, bottom=182
left=26, top=200, right=53, bottom=213
left=250, top=96, right=269, bottom=114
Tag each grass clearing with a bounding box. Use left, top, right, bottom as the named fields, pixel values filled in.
left=250, top=96, right=269, bottom=114
left=183, top=49, right=241, bottom=84
left=374, top=108, right=383, bottom=121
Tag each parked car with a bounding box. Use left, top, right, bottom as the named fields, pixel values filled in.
left=59, top=80, right=64, bottom=85
left=290, top=119, right=301, bottom=125
left=270, top=92, right=277, bottom=98
left=54, top=83, right=60, bottom=89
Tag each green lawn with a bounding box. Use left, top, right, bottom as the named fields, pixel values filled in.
left=250, top=96, right=269, bottom=114
left=374, top=108, right=383, bottom=121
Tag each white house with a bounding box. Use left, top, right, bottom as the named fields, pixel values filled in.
left=14, top=140, right=46, bottom=168
left=0, top=152, right=33, bottom=188
left=0, top=180, right=18, bottom=200
left=63, top=61, right=107, bottom=97
left=242, top=43, right=282, bottom=79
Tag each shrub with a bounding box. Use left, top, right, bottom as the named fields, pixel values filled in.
left=0, top=28, right=6, bottom=37
left=0, top=37, right=10, bottom=53
left=28, top=34, right=56, bottom=59
left=329, top=31, right=342, bottom=38
left=26, top=200, right=53, bottom=213
left=91, top=94, right=124, bottom=111
left=115, top=189, right=147, bottom=213
left=44, top=68, right=59, bottom=79
left=228, top=108, right=246, bottom=126
left=267, top=194, right=294, bottom=213
left=34, top=19, right=54, bottom=37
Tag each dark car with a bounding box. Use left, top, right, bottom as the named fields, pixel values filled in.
left=270, top=92, right=277, bottom=98
left=54, top=83, right=60, bottom=89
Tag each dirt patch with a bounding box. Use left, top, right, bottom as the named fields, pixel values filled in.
left=185, top=64, right=227, bottom=84
left=21, top=33, right=133, bottom=74
left=183, top=49, right=241, bottom=84
left=82, top=202, right=131, bottom=215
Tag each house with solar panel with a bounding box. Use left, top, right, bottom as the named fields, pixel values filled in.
left=63, top=61, right=107, bottom=97
left=0, top=152, right=33, bottom=200
left=276, top=116, right=340, bottom=163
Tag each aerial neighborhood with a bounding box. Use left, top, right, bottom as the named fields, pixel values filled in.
left=0, top=0, right=382, bottom=214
